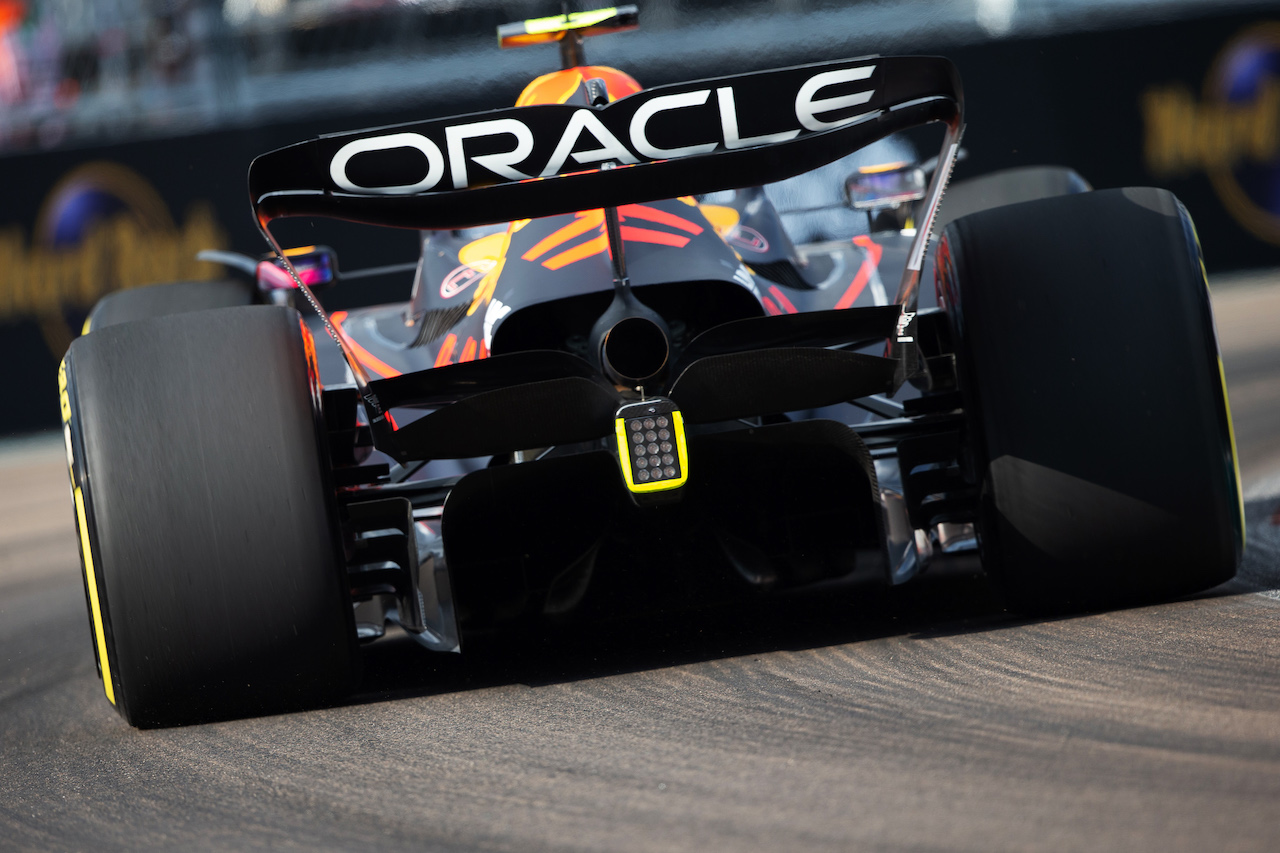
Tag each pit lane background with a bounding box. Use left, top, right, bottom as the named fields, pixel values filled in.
left=2, top=8, right=1277, bottom=435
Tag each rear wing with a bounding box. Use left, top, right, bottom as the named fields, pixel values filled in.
left=249, top=54, right=963, bottom=417
left=248, top=55, right=962, bottom=232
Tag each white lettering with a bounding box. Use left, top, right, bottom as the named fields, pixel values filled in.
left=329, top=132, right=445, bottom=194
left=895, top=310, right=916, bottom=342
left=732, top=263, right=761, bottom=298
left=629, top=90, right=719, bottom=160
left=795, top=66, right=876, bottom=132
left=540, top=110, right=640, bottom=177
left=484, top=298, right=513, bottom=349
left=716, top=87, right=800, bottom=150
left=445, top=119, right=535, bottom=189
left=328, top=64, right=884, bottom=196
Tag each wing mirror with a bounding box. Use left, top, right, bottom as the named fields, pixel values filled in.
left=197, top=245, right=418, bottom=303
left=844, top=162, right=927, bottom=211
left=256, top=245, right=337, bottom=292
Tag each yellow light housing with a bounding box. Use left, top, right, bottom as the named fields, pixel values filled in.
left=614, top=399, right=688, bottom=494
left=498, top=6, right=638, bottom=49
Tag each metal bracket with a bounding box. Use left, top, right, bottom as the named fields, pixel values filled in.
left=889, top=120, right=966, bottom=392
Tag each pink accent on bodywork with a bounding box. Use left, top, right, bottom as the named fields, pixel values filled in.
left=257, top=260, right=327, bottom=290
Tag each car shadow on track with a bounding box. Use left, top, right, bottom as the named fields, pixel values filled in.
left=345, top=562, right=998, bottom=705
left=338, top=574, right=1131, bottom=709
left=339, top=492, right=1280, bottom=712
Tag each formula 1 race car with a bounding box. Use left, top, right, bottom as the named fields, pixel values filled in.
left=59, top=7, right=1243, bottom=727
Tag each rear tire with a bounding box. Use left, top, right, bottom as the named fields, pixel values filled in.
left=937, top=187, right=1243, bottom=611
left=63, top=305, right=356, bottom=727
left=935, top=165, right=1091, bottom=230
left=86, top=279, right=253, bottom=332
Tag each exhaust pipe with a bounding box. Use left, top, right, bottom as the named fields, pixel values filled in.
left=600, top=315, right=670, bottom=385
left=589, top=288, right=671, bottom=387
left=589, top=195, right=670, bottom=388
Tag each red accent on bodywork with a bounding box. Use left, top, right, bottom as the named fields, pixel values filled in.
left=331, top=311, right=403, bottom=378
left=762, top=297, right=782, bottom=316
left=768, top=285, right=798, bottom=314
left=519, top=204, right=705, bottom=270
left=434, top=333, right=458, bottom=367
left=298, top=318, right=323, bottom=406
left=522, top=211, right=602, bottom=262
left=544, top=232, right=611, bottom=270
left=440, top=263, right=485, bottom=299
left=726, top=224, right=769, bottom=253
left=620, top=225, right=689, bottom=247
left=617, top=203, right=703, bottom=234
left=834, top=235, right=884, bottom=310
left=459, top=337, right=478, bottom=363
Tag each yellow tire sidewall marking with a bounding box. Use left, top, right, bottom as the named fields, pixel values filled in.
left=1218, top=356, right=1246, bottom=554
left=64, top=354, right=116, bottom=705
left=74, top=486, right=116, bottom=705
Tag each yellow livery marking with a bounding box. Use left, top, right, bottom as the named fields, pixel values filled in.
left=75, top=486, right=115, bottom=705
left=81, top=315, right=92, bottom=336
left=524, top=7, right=617, bottom=35
left=58, top=358, right=71, bottom=423
left=615, top=418, right=634, bottom=487
left=458, top=232, right=507, bottom=266
left=1185, top=214, right=1243, bottom=552
left=672, top=411, right=689, bottom=486
left=1189, top=211, right=1244, bottom=553
left=516, top=70, right=586, bottom=106
left=466, top=230, right=513, bottom=317
left=615, top=410, right=690, bottom=493
left=698, top=204, right=741, bottom=239
left=1219, top=356, right=1246, bottom=552
left=859, top=160, right=911, bottom=174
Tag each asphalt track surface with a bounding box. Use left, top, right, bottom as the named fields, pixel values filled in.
left=3, top=278, right=1280, bottom=852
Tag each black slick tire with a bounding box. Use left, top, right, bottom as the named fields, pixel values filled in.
left=62, top=305, right=356, bottom=727
left=86, top=279, right=253, bottom=332
left=937, top=187, right=1243, bottom=611
left=935, top=165, right=1091, bottom=230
